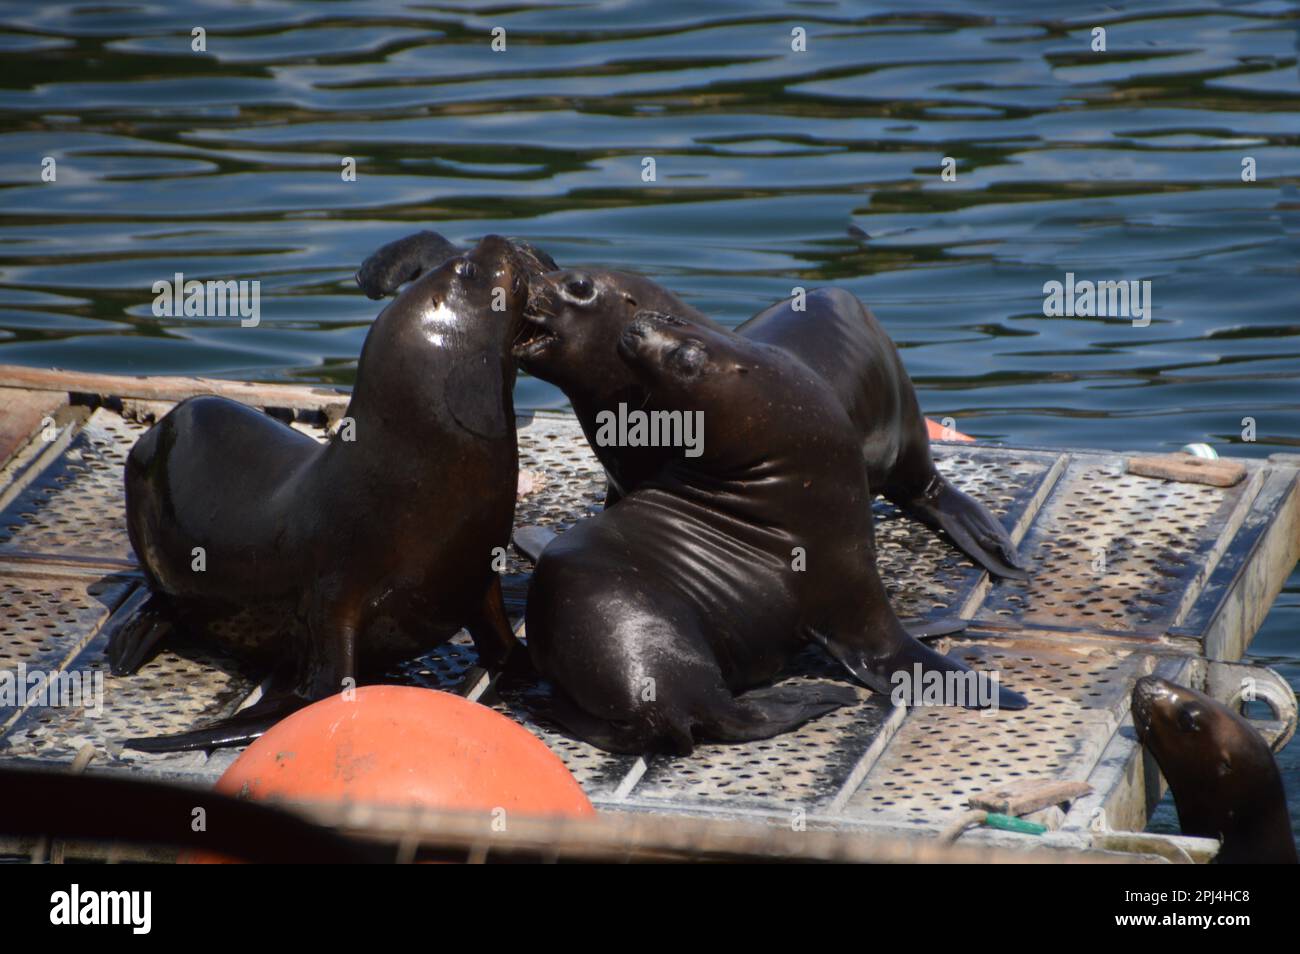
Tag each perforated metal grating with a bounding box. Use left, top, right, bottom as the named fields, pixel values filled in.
left=2, top=627, right=259, bottom=766
left=978, top=460, right=1240, bottom=634
left=0, top=411, right=144, bottom=564
left=508, top=414, right=605, bottom=576
left=493, top=678, right=641, bottom=797
left=874, top=449, right=1055, bottom=619
left=0, top=571, right=133, bottom=735
left=842, top=638, right=1158, bottom=828
left=629, top=648, right=880, bottom=810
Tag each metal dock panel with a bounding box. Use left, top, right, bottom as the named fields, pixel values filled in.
left=0, top=373, right=1296, bottom=860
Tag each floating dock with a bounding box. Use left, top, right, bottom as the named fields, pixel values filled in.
left=1, top=365, right=1296, bottom=863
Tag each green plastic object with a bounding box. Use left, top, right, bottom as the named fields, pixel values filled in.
left=984, top=813, right=1047, bottom=835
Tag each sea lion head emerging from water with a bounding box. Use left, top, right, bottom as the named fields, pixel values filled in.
left=1131, top=676, right=1296, bottom=864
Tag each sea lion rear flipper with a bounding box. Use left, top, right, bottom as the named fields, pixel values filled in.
left=698, top=684, right=859, bottom=743
left=900, top=476, right=1029, bottom=581
left=106, top=592, right=176, bottom=676
left=355, top=230, right=463, bottom=299
left=512, top=525, right=558, bottom=563
left=817, top=629, right=1029, bottom=711
left=902, top=616, right=968, bottom=640
left=123, top=689, right=308, bottom=753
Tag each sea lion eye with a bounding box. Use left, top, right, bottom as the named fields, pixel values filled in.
left=455, top=259, right=478, bottom=280
left=566, top=276, right=594, bottom=301
left=1177, top=707, right=1200, bottom=733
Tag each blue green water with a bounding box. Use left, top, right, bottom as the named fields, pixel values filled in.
left=0, top=1, right=1297, bottom=844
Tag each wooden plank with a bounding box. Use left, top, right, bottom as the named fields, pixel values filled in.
left=969, top=779, right=1093, bottom=815
left=1128, top=454, right=1246, bottom=487
left=0, top=365, right=348, bottom=418
left=0, top=388, right=66, bottom=469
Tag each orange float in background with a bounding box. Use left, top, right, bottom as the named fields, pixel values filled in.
left=925, top=417, right=974, bottom=442
left=192, top=685, right=593, bottom=861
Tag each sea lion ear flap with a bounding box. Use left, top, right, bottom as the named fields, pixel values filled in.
left=445, top=348, right=510, bottom=440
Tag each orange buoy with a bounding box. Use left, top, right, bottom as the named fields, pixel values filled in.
left=190, top=685, right=593, bottom=861
left=925, top=417, right=974, bottom=442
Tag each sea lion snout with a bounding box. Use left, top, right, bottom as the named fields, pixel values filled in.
left=465, top=234, right=529, bottom=316
left=1131, top=675, right=1167, bottom=738
left=618, top=312, right=676, bottom=362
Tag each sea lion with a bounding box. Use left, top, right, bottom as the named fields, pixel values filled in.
left=518, top=275, right=1025, bottom=577
left=524, top=312, right=1027, bottom=755
left=111, top=235, right=532, bottom=751
left=1131, top=676, right=1296, bottom=864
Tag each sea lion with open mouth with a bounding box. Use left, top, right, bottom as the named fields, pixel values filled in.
left=1131, top=676, right=1296, bottom=864
left=524, top=312, right=1027, bottom=755
left=517, top=274, right=1025, bottom=578
left=112, top=235, right=532, bottom=751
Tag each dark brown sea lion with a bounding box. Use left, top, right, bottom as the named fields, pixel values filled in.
left=524, top=312, right=1027, bottom=755
left=111, top=235, right=532, bottom=751
left=519, top=276, right=1024, bottom=577
left=1132, top=676, right=1296, bottom=864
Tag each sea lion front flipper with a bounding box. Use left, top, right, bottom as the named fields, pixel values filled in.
left=458, top=578, right=529, bottom=704
left=355, top=230, right=463, bottom=299
left=540, top=691, right=662, bottom=755
left=902, top=616, right=968, bottom=640
left=123, top=687, right=310, bottom=753
left=697, top=683, right=860, bottom=743
left=900, top=476, right=1029, bottom=581
left=106, top=592, right=176, bottom=676
left=816, top=628, right=1029, bottom=711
